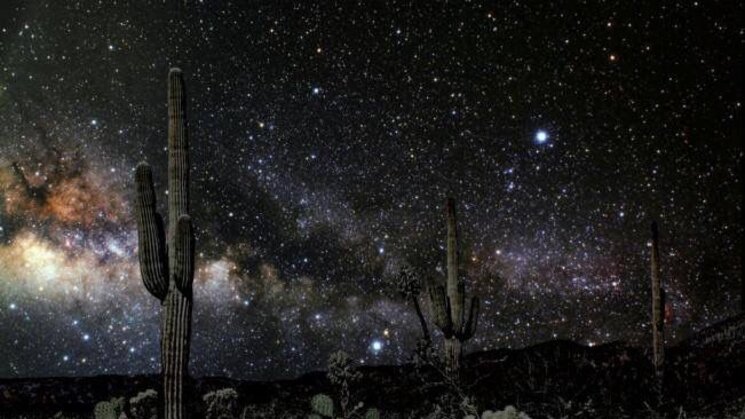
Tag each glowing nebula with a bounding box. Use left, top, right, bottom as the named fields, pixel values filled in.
left=0, top=231, right=136, bottom=302
left=1, top=152, right=127, bottom=229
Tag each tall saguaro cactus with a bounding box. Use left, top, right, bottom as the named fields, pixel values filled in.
left=650, top=221, right=665, bottom=380
left=135, top=68, right=194, bottom=419
left=429, top=198, right=480, bottom=376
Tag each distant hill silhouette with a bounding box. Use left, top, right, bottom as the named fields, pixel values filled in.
left=1, top=315, right=743, bottom=418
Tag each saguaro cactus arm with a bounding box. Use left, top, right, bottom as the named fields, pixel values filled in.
left=411, top=295, right=431, bottom=343
left=458, top=296, right=480, bottom=341
left=429, top=286, right=454, bottom=338
left=135, top=163, right=169, bottom=301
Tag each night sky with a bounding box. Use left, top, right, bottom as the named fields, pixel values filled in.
left=0, top=1, right=742, bottom=380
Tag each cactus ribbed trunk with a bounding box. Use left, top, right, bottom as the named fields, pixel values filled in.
left=429, top=198, right=479, bottom=378
left=444, top=338, right=461, bottom=374
left=162, top=287, right=192, bottom=419
left=445, top=198, right=463, bottom=374
left=167, top=68, right=190, bottom=249
left=163, top=68, right=192, bottom=419
left=135, top=68, right=194, bottom=419
left=650, top=222, right=664, bottom=380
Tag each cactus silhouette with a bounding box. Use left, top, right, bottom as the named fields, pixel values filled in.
left=134, top=68, right=195, bottom=419
left=94, top=397, right=125, bottom=419
left=429, top=198, right=479, bottom=376
left=650, top=222, right=665, bottom=382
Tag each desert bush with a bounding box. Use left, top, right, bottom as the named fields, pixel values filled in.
left=129, top=389, right=157, bottom=419
left=465, top=405, right=532, bottom=419
left=203, top=387, right=240, bottom=419
left=307, top=351, right=380, bottom=419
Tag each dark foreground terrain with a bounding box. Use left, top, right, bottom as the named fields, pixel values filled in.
left=1, top=314, right=743, bottom=419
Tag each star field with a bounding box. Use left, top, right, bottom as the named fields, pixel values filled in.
left=0, top=1, right=742, bottom=380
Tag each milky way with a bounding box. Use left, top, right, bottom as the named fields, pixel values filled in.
left=0, top=1, right=742, bottom=379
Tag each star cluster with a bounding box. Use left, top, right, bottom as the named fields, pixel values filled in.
left=0, top=1, right=742, bottom=379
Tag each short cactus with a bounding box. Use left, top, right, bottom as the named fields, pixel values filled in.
left=94, top=397, right=126, bottom=419
left=310, top=393, right=334, bottom=418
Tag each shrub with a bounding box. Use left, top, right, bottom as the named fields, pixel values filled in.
left=129, top=389, right=158, bottom=419
left=203, top=387, right=240, bottom=419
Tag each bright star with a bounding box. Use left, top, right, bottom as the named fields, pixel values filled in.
left=535, top=130, right=548, bottom=143
left=371, top=340, right=383, bottom=353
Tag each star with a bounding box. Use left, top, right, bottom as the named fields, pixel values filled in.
left=535, top=130, right=549, bottom=144
left=0, top=0, right=739, bottom=382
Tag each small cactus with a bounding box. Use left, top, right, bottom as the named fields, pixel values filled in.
left=310, top=393, right=334, bottom=418
left=94, top=397, right=126, bottom=419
